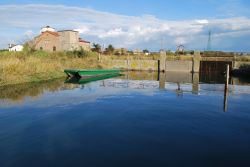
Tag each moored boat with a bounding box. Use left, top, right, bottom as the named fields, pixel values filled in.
left=64, top=69, right=121, bottom=78
left=65, top=73, right=121, bottom=84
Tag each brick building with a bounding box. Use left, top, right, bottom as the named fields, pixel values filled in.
left=31, top=26, right=90, bottom=52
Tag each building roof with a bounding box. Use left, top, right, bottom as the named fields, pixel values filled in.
left=79, top=38, right=90, bottom=43
left=41, top=31, right=60, bottom=37
left=58, top=30, right=79, bottom=33
left=34, top=31, right=59, bottom=47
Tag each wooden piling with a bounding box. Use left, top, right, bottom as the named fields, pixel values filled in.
left=157, top=60, right=160, bottom=81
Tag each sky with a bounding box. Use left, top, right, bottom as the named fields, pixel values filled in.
left=0, top=0, right=250, bottom=51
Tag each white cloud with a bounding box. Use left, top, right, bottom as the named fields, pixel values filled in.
left=74, top=26, right=89, bottom=34
left=174, top=37, right=187, bottom=45
left=196, top=19, right=209, bottom=24
left=99, top=28, right=125, bottom=38
left=0, top=4, right=250, bottom=51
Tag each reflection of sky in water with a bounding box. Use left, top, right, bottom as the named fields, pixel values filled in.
left=1, top=70, right=250, bottom=109
left=1, top=73, right=250, bottom=167
left=1, top=77, right=250, bottom=109
left=0, top=80, right=159, bottom=108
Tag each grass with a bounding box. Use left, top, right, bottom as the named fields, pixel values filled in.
left=102, top=54, right=160, bottom=60
left=0, top=50, right=185, bottom=86
left=0, top=50, right=101, bottom=86
left=235, top=56, right=250, bottom=62
left=1, top=49, right=250, bottom=86
left=101, top=53, right=193, bottom=61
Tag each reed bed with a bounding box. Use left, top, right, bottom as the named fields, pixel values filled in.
left=0, top=50, right=101, bottom=86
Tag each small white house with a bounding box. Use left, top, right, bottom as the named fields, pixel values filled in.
left=9, top=44, right=23, bottom=52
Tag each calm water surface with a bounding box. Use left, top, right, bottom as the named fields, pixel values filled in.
left=0, top=71, right=250, bottom=167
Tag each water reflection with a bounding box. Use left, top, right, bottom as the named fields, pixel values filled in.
left=224, top=84, right=229, bottom=112
left=1, top=71, right=250, bottom=167
left=0, top=78, right=79, bottom=105
left=1, top=71, right=250, bottom=107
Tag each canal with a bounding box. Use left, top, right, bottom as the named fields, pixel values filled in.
left=0, top=71, right=250, bottom=167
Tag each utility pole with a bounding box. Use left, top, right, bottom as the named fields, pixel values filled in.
left=207, top=30, right=212, bottom=51
left=160, top=37, right=164, bottom=51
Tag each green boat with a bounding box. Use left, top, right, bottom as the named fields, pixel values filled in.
left=65, top=73, right=122, bottom=84
left=64, top=69, right=121, bottom=78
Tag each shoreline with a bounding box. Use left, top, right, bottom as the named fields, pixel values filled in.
left=1, top=50, right=250, bottom=87
left=0, top=73, right=66, bottom=87
left=0, top=50, right=102, bottom=86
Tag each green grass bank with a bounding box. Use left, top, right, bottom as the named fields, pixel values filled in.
left=0, top=50, right=102, bottom=86
left=1, top=49, right=250, bottom=86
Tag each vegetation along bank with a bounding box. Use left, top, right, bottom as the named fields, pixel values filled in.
left=0, top=47, right=101, bottom=86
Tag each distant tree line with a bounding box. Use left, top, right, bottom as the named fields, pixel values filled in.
left=91, top=43, right=153, bottom=56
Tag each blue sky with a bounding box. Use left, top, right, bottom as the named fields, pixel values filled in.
left=2, top=0, right=250, bottom=19
left=1, top=0, right=250, bottom=51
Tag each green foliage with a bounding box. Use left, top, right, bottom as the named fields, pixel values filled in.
left=105, top=44, right=115, bottom=55
left=166, top=51, right=175, bottom=56
left=0, top=49, right=8, bottom=52
left=22, top=43, right=35, bottom=54
left=92, top=43, right=102, bottom=53
left=0, top=49, right=102, bottom=86
left=33, top=50, right=49, bottom=57
left=143, top=49, right=149, bottom=53
left=67, top=47, right=98, bottom=58
left=203, top=51, right=234, bottom=57
left=73, top=47, right=85, bottom=57
left=235, top=56, right=250, bottom=62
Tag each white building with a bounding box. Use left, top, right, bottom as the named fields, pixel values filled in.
left=9, top=44, right=23, bottom=52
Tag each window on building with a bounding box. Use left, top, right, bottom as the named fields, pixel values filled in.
left=53, top=46, right=56, bottom=51
left=40, top=47, right=43, bottom=51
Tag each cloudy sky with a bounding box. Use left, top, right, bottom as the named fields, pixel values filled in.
left=0, top=0, right=250, bottom=51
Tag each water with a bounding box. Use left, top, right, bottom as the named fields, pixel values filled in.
left=0, top=71, right=250, bottom=167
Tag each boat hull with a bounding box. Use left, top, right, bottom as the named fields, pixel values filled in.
left=64, top=69, right=121, bottom=78
left=65, top=73, right=122, bottom=84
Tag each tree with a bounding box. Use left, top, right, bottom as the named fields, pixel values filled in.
left=92, top=43, right=102, bottom=53
left=105, top=44, right=115, bottom=55
left=143, top=49, right=149, bottom=53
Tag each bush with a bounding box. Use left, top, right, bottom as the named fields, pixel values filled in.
left=33, top=50, right=49, bottom=57
left=0, top=49, right=102, bottom=86
left=70, top=48, right=98, bottom=58
left=0, top=49, right=8, bottom=52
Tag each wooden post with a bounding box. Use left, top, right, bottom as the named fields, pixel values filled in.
left=157, top=60, right=160, bottom=80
